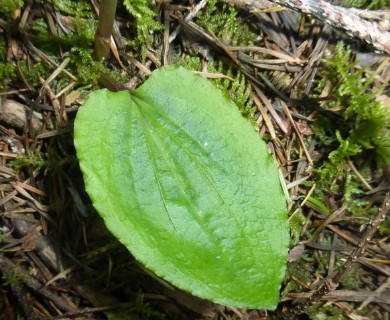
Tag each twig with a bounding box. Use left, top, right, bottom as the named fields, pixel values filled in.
left=250, top=91, right=277, bottom=140
left=254, top=86, right=289, bottom=134
left=289, top=182, right=316, bottom=221
left=169, top=0, right=208, bottom=43
left=358, top=276, right=390, bottom=310
left=347, top=157, right=373, bottom=191
left=286, top=290, right=390, bottom=304
left=309, top=205, right=348, bottom=242
left=281, top=100, right=313, bottom=165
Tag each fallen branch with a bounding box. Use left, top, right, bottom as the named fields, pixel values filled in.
left=222, top=0, right=390, bottom=54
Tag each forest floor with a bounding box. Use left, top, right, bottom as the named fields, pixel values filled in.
left=0, top=0, right=389, bottom=319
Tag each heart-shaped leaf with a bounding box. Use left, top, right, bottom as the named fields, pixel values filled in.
left=74, top=67, right=289, bottom=309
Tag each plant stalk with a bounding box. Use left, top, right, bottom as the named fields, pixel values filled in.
left=94, top=0, right=118, bottom=61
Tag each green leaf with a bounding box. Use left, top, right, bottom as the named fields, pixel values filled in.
left=74, top=67, right=289, bottom=309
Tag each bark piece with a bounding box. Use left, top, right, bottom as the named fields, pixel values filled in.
left=0, top=98, right=43, bottom=132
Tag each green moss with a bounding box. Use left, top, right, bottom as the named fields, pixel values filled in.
left=342, top=173, right=375, bottom=216
left=226, top=69, right=254, bottom=118
left=290, top=209, right=307, bottom=244
left=340, top=266, right=361, bottom=290
left=0, top=36, right=6, bottom=58
left=31, top=18, right=49, bottom=36
left=315, top=43, right=390, bottom=164
left=37, top=0, right=92, bottom=17
left=282, top=261, right=312, bottom=295
left=196, top=0, right=257, bottom=46
left=307, top=303, right=349, bottom=320
left=122, top=0, right=163, bottom=58
left=0, top=62, right=16, bottom=90
left=18, top=60, right=51, bottom=88
left=0, top=28, right=50, bottom=91
left=72, top=12, right=96, bottom=44
left=379, top=214, right=390, bottom=235
left=69, top=48, right=104, bottom=85
left=61, top=0, right=93, bottom=17
left=57, top=1, right=96, bottom=49
left=120, top=295, right=166, bottom=320
left=0, top=35, right=16, bottom=90
left=311, top=42, right=390, bottom=220
left=0, top=0, right=24, bottom=14
left=69, top=47, right=125, bottom=86
left=210, top=64, right=255, bottom=122
left=3, top=271, right=24, bottom=286
left=10, top=151, right=46, bottom=171
left=30, top=2, right=95, bottom=52
left=30, top=18, right=56, bottom=53
left=175, top=54, right=203, bottom=71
